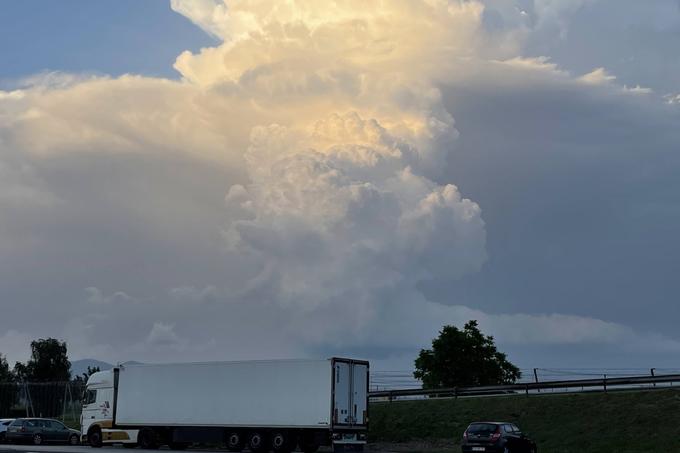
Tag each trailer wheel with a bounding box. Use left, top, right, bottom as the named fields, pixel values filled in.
left=88, top=427, right=103, bottom=448
left=270, top=431, right=292, bottom=453
left=247, top=431, right=267, bottom=453
left=138, top=428, right=159, bottom=450
left=226, top=431, right=245, bottom=452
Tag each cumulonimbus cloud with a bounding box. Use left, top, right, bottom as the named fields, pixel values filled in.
left=1, top=0, right=679, bottom=366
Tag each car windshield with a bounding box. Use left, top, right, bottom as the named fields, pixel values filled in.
left=467, top=423, right=498, bottom=435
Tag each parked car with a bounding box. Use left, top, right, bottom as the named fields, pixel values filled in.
left=461, top=422, right=537, bottom=453
left=0, top=419, right=15, bottom=442
left=5, top=418, right=80, bottom=445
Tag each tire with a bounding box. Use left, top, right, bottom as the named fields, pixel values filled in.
left=247, top=431, right=267, bottom=453
left=138, top=428, right=159, bottom=450
left=70, top=434, right=80, bottom=446
left=88, top=427, right=103, bottom=448
left=32, top=433, right=43, bottom=446
left=271, top=431, right=292, bottom=453
left=226, top=431, right=244, bottom=452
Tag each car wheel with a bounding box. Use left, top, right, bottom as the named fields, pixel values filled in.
left=70, top=434, right=80, bottom=445
left=88, top=427, right=103, bottom=448
left=33, top=433, right=43, bottom=445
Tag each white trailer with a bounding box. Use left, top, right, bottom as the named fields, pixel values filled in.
left=82, top=358, right=369, bottom=452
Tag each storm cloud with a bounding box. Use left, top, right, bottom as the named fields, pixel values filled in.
left=0, top=0, right=679, bottom=371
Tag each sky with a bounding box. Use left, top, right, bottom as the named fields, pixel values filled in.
left=1, top=0, right=680, bottom=375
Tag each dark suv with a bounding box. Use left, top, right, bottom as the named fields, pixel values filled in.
left=5, top=418, right=80, bottom=445
left=461, top=422, right=537, bottom=453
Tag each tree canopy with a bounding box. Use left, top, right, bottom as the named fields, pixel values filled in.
left=414, top=320, right=521, bottom=389
left=14, top=338, right=71, bottom=382
left=0, top=353, right=14, bottom=382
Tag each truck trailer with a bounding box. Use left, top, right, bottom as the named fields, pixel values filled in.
left=81, top=358, right=369, bottom=452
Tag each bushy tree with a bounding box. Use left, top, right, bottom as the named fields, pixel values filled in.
left=0, top=353, right=18, bottom=417
left=14, top=339, right=71, bottom=417
left=414, top=321, right=521, bottom=389
left=0, top=353, right=14, bottom=382
left=14, top=338, right=71, bottom=382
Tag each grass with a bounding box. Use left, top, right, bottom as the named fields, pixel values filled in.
left=369, top=388, right=680, bottom=453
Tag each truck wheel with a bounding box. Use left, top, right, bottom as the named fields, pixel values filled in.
left=32, top=433, right=43, bottom=445
left=247, top=431, right=267, bottom=453
left=88, top=427, right=103, bottom=448
left=226, top=431, right=244, bottom=452
left=271, top=431, right=292, bottom=453
left=138, top=428, right=159, bottom=450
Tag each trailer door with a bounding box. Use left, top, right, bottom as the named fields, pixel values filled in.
left=352, top=363, right=368, bottom=425
left=333, top=361, right=352, bottom=425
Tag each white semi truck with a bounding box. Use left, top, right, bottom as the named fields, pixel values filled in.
left=81, top=358, right=369, bottom=452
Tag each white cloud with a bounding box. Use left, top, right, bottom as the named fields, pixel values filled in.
left=579, top=67, right=616, bottom=85
left=0, top=0, right=679, bottom=370
left=146, top=322, right=184, bottom=347
left=84, top=287, right=134, bottom=305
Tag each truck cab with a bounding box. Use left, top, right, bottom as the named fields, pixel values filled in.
left=82, top=370, right=137, bottom=447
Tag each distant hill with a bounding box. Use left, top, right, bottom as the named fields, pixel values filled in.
left=70, top=359, right=113, bottom=377
left=70, top=359, right=144, bottom=377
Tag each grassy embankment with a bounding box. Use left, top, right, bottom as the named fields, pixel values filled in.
left=369, top=388, right=680, bottom=453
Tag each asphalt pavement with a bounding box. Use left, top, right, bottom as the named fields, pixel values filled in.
left=0, top=446, right=349, bottom=453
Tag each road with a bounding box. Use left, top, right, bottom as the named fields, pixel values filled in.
left=0, top=446, right=403, bottom=453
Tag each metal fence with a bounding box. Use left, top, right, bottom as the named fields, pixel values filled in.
left=369, top=367, right=680, bottom=391
left=0, top=381, right=85, bottom=421
left=369, top=372, right=680, bottom=401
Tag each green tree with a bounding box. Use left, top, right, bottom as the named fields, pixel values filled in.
left=0, top=353, right=14, bottom=382
left=14, top=338, right=71, bottom=382
left=72, top=366, right=101, bottom=385
left=0, top=354, right=18, bottom=417
left=414, top=321, right=521, bottom=389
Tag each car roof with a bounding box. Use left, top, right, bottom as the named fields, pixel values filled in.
left=469, top=421, right=516, bottom=425
left=13, top=418, right=59, bottom=421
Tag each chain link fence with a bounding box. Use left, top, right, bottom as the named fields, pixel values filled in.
left=0, top=381, right=85, bottom=425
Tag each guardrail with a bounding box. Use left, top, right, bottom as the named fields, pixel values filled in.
left=369, top=373, right=680, bottom=401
